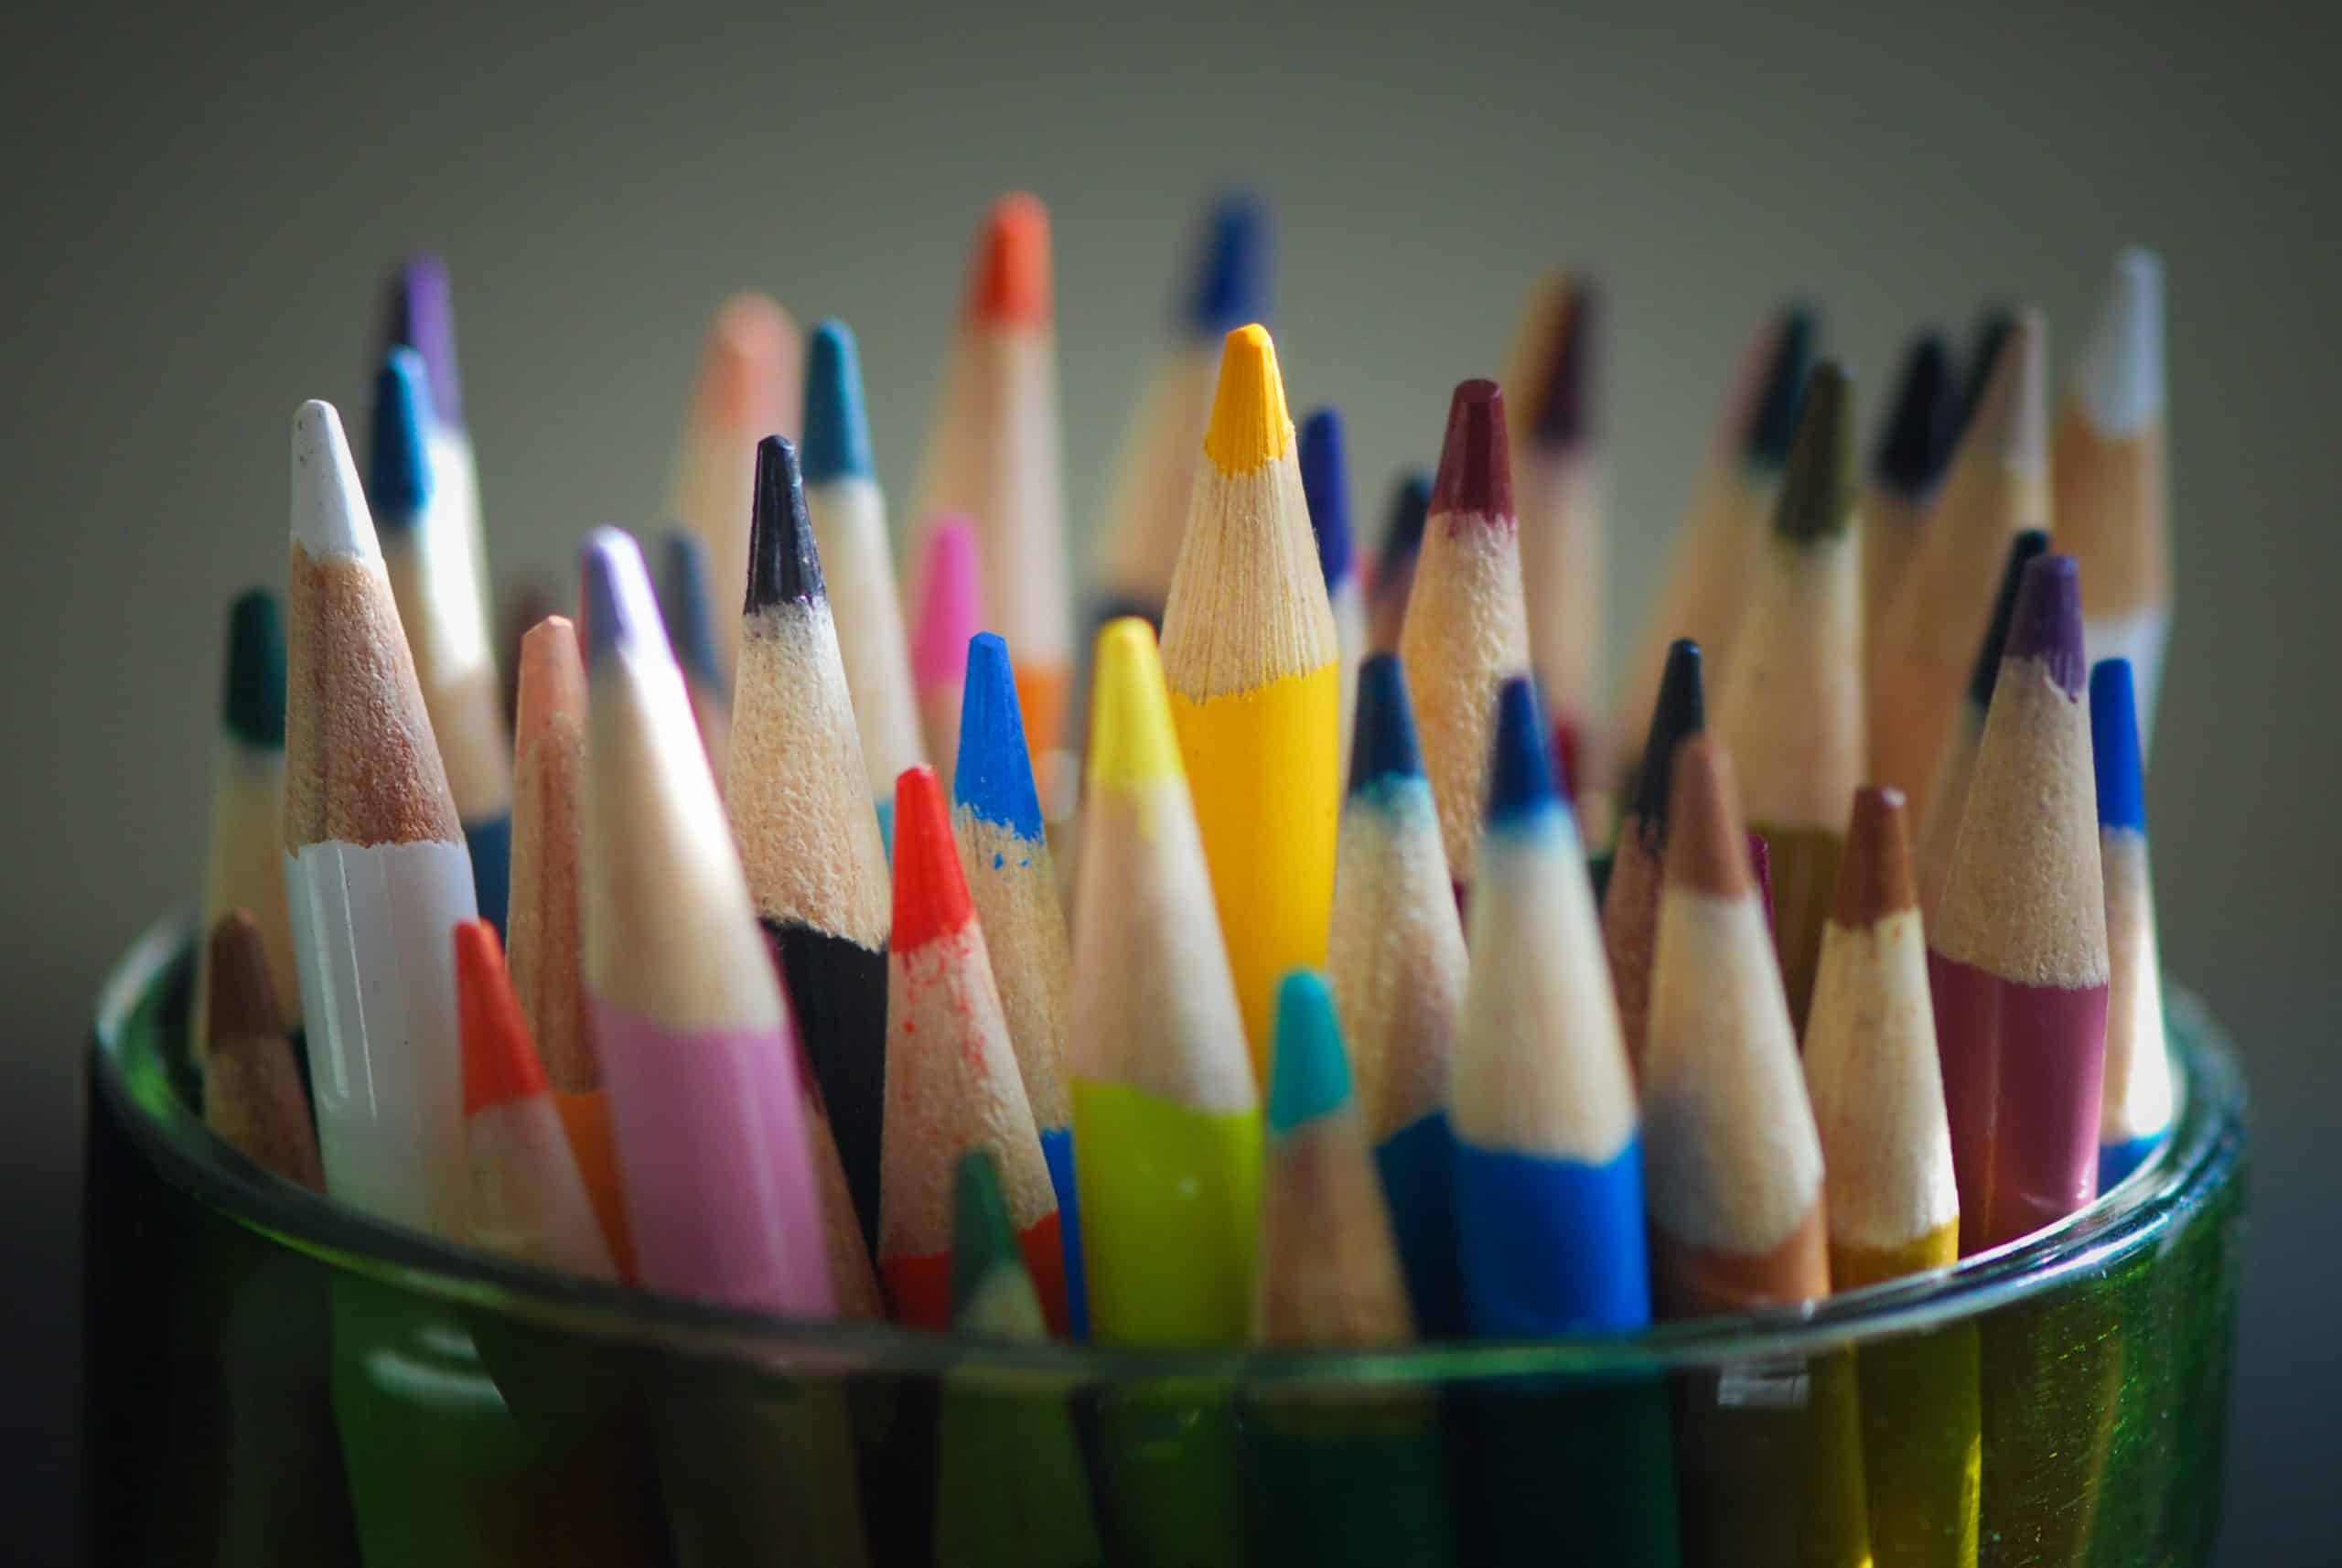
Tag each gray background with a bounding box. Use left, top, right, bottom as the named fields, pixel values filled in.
left=6, top=2, right=2335, bottom=1560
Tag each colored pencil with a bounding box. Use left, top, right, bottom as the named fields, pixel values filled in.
left=1245, top=969, right=1458, bottom=1567
left=1928, top=554, right=2111, bottom=1253
left=1714, top=359, right=1864, bottom=1031
left=1089, top=191, right=1271, bottom=628
left=1456, top=677, right=1649, bottom=1334
left=284, top=399, right=477, bottom=1238
left=1601, top=637, right=1704, bottom=1076
left=1871, top=309, right=2049, bottom=820
left=1864, top=332, right=1959, bottom=653
left=1509, top=275, right=1609, bottom=824
left=1642, top=735, right=1871, bottom=1568
left=726, top=435, right=895, bottom=1253
left=932, top=1151, right=1105, bottom=1568
left=1299, top=407, right=1367, bottom=766
left=655, top=530, right=733, bottom=787
left=1913, top=530, right=2053, bottom=922
left=667, top=292, right=800, bottom=681
left=879, top=765, right=1066, bottom=1332
left=1159, top=323, right=1340, bottom=1069
left=1069, top=617, right=1262, bottom=1339
left=2090, top=659, right=2173, bottom=1188
left=790, top=1025, right=889, bottom=1321
left=1366, top=469, right=1434, bottom=654
left=2056, top=251, right=2171, bottom=750
left=509, top=615, right=637, bottom=1277
left=803, top=318, right=927, bottom=829
left=911, top=518, right=980, bottom=802
left=194, top=590, right=299, bottom=1077
left=1455, top=678, right=1681, bottom=1568
left=578, top=527, right=833, bottom=1315
left=908, top=194, right=1072, bottom=763
left=201, top=909, right=325, bottom=1191
left=951, top=631, right=1084, bottom=1337
left=1401, top=379, right=1533, bottom=899
left=455, top=919, right=617, bottom=1279
left=381, top=254, right=491, bottom=678
left=369, top=348, right=515, bottom=933
left=1952, top=308, right=2017, bottom=443
left=1614, top=305, right=1814, bottom=771
left=497, top=576, right=558, bottom=733
left=1803, top=786, right=1978, bottom=1568
left=1327, top=653, right=1468, bottom=1337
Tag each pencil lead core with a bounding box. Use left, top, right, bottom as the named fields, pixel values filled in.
left=747, top=435, right=824, bottom=610
left=1202, top=323, right=1295, bottom=473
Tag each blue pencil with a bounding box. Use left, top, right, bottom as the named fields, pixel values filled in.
left=1300, top=407, right=1366, bottom=763
left=366, top=348, right=513, bottom=934
left=953, top=631, right=1086, bottom=1337
left=2090, top=658, right=2173, bottom=1187
left=1327, top=653, right=1468, bottom=1337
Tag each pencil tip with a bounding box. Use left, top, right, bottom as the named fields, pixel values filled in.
left=699, top=293, right=795, bottom=430
left=1528, top=279, right=1598, bottom=449
left=1628, top=639, right=1706, bottom=837
left=2075, top=248, right=2165, bottom=435
left=289, top=400, right=381, bottom=562
left=1874, top=333, right=1957, bottom=499
left=1965, top=529, right=2054, bottom=710
left=1086, top=618, right=1184, bottom=791
left=1202, top=323, right=1295, bottom=472
left=1964, top=308, right=2048, bottom=473
left=1771, top=359, right=1853, bottom=541
left=2090, top=659, right=2148, bottom=832
left=204, top=909, right=283, bottom=1051
left=2003, top=553, right=2086, bottom=696
left=1430, top=379, right=1515, bottom=521
left=382, top=252, right=462, bottom=427
left=457, top=920, right=548, bottom=1115
left=911, top=519, right=981, bottom=691
left=1183, top=190, right=1271, bottom=337
left=516, top=615, right=583, bottom=745
left=1348, top=653, right=1424, bottom=793
left=800, top=319, right=875, bottom=484
left=223, top=589, right=286, bottom=748
left=967, top=192, right=1052, bottom=328
left=1665, top=736, right=1753, bottom=898
left=892, top=765, right=974, bottom=950
left=1299, top=407, right=1355, bottom=590
left=367, top=349, right=435, bottom=523
left=954, top=631, right=1045, bottom=839
left=1834, top=785, right=1916, bottom=926
left=656, top=532, right=724, bottom=687
left=1744, top=302, right=1819, bottom=467
left=1268, top=970, right=1353, bottom=1133
left=1951, top=306, right=2016, bottom=443
left=747, top=435, right=823, bottom=610
left=579, top=527, right=665, bottom=669
left=1380, top=469, right=1434, bottom=566
left=951, top=1147, right=1023, bottom=1316
left=1487, top=676, right=1561, bottom=826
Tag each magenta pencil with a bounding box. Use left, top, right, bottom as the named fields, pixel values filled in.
left=912, top=517, right=981, bottom=800
left=1928, top=554, right=2111, bottom=1254
left=579, top=527, right=834, bottom=1316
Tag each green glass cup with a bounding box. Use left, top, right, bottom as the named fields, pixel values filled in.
left=86, top=919, right=2243, bottom=1566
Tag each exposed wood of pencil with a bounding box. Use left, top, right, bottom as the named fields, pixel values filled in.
left=1863, top=332, right=1957, bottom=650
left=1603, top=638, right=1704, bottom=1076
left=510, top=617, right=596, bottom=1089
left=203, top=911, right=325, bottom=1191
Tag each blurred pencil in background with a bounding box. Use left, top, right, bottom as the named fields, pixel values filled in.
left=381, top=254, right=492, bottom=676
left=1299, top=406, right=1366, bottom=764
left=1864, top=332, right=1959, bottom=648
left=2090, top=658, right=2173, bottom=1188
left=1366, top=469, right=1434, bottom=654
left=202, top=909, right=325, bottom=1191
left=912, top=519, right=980, bottom=801
left=655, top=531, right=733, bottom=787
left=1603, top=639, right=1704, bottom=1075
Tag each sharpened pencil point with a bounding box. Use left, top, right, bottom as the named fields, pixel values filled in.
left=1628, top=639, right=1705, bottom=838
left=747, top=435, right=823, bottom=610
left=457, top=920, right=548, bottom=1116
left=657, top=531, right=724, bottom=686
left=1874, top=333, right=1956, bottom=499
left=2003, top=553, right=2087, bottom=697
left=950, top=1148, right=1022, bottom=1316
left=967, top=193, right=1052, bottom=328
left=1529, top=280, right=1597, bottom=449
left=384, top=252, right=463, bottom=427
left=1953, top=306, right=2017, bottom=443
left=1348, top=653, right=1424, bottom=792
left=891, top=766, right=974, bottom=950
left=2076, top=248, right=2166, bottom=435
left=1202, top=323, right=1295, bottom=472
left=223, top=589, right=286, bottom=748
left=1430, top=379, right=1514, bottom=521
left=2090, top=660, right=2147, bottom=832
left=1487, top=676, right=1560, bottom=826
left=800, top=319, right=875, bottom=484
left=207, top=908, right=285, bottom=1050
left=1380, top=470, right=1434, bottom=566
left=1772, top=359, right=1853, bottom=541
left=289, top=401, right=380, bottom=563
left=911, top=518, right=980, bottom=690
left=1966, top=530, right=2054, bottom=710
left=953, top=632, right=1045, bottom=840
left=1664, top=736, right=1752, bottom=898
left=368, top=349, right=435, bottom=523
left=580, top=527, right=665, bottom=668
left=1086, top=618, right=1184, bottom=790
left=1268, top=970, right=1352, bottom=1133
left=1184, top=191, right=1271, bottom=337
left=1835, top=785, right=1917, bottom=926
left=1745, top=304, right=1819, bottom=468
left=1299, top=407, right=1355, bottom=589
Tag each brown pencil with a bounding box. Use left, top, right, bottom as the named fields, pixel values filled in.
left=202, top=910, right=325, bottom=1191
left=1601, top=638, right=1703, bottom=1077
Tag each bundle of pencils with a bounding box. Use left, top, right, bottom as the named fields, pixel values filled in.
left=184, top=201, right=2184, bottom=1563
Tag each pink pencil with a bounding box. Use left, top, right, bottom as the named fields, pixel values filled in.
left=578, top=527, right=833, bottom=1316
left=912, top=517, right=982, bottom=800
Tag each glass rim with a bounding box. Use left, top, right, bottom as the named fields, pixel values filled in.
left=94, top=913, right=2246, bottom=1384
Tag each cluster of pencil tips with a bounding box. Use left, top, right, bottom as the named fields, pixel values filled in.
left=193, top=195, right=2175, bottom=1394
